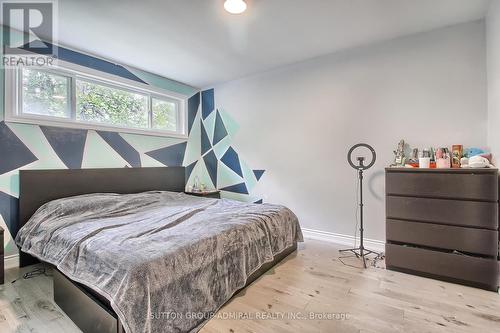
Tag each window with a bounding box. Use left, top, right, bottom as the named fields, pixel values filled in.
left=22, top=69, right=70, bottom=118
left=6, top=63, right=187, bottom=137
left=152, top=97, right=178, bottom=131
left=76, top=79, right=149, bottom=129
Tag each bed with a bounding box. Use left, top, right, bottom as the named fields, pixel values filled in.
left=14, top=167, right=302, bottom=333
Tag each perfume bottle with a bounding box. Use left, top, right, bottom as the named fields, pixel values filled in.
left=193, top=176, right=200, bottom=191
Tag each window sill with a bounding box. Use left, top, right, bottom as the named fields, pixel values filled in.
left=4, top=115, right=189, bottom=139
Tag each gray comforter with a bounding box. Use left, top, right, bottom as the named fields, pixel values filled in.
left=16, top=191, right=302, bottom=333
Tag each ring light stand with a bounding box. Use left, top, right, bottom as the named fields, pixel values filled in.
left=339, top=143, right=381, bottom=268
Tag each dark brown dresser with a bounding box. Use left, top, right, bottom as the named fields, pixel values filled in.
left=385, top=168, right=499, bottom=291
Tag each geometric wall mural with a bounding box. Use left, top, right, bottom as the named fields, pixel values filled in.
left=0, top=37, right=265, bottom=257
left=0, top=120, right=190, bottom=255
left=0, top=88, right=267, bottom=256
left=185, top=88, right=266, bottom=204
left=0, top=35, right=198, bottom=256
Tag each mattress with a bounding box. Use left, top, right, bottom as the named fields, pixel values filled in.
left=16, top=191, right=302, bottom=333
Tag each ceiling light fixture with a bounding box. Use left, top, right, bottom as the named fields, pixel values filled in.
left=224, top=0, right=247, bottom=14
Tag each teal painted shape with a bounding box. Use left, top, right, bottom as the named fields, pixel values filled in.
left=97, top=131, right=141, bottom=167
left=203, top=150, right=218, bottom=187
left=213, top=135, right=231, bottom=160
left=81, top=131, right=130, bottom=168
left=183, top=110, right=201, bottom=166
left=145, top=142, right=187, bottom=167
left=219, top=109, right=239, bottom=137
left=186, top=160, right=197, bottom=182
left=187, top=92, right=200, bottom=134
left=7, top=123, right=66, bottom=170
left=217, top=162, right=244, bottom=189
left=213, top=110, right=228, bottom=145
left=201, top=89, right=215, bottom=119
left=186, top=158, right=214, bottom=189
left=0, top=122, right=37, bottom=174
left=0, top=170, right=19, bottom=198
left=140, top=154, right=165, bottom=167
left=220, top=191, right=254, bottom=202
left=201, top=119, right=212, bottom=155
left=203, top=110, right=217, bottom=145
left=0, top=191, right=18, bottom=237
left=41, top=126, right=87, bottom=169
left=241, top=160, right=257, bottom=192
left=119, top=132, right=185, bottom=153
left=220, top=147, right=242, bottom=177
left=220, top=182, right=248, bottom=194
left=125, top=66, right=197, bottom=96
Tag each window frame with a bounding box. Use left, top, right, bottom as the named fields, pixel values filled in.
left=5, top=59, right=188, bottom=138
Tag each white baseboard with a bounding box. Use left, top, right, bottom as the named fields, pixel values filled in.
left=4, top=253, right=19, bottom=270
left=301, top=228, right=385, bottom=253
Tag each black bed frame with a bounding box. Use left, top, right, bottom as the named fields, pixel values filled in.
left=16, top=167, right=297, bottom=333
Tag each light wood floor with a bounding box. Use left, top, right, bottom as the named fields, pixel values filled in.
left=1, top=239, right=499, bottom=333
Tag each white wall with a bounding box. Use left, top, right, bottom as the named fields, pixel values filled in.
left=213, top=21, right=487, bottom=242
left=487, top=2, right=500, bottom=165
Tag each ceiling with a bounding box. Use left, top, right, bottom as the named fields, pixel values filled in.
left=51, top=0, right=491, bottom=88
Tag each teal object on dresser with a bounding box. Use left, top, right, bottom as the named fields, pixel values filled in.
left=385, top=168, right=499, bottom=291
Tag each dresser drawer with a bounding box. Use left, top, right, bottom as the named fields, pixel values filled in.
left=385, top=243, right=499, bottom=290
left=386, top=219, right=498, bottom=256
left=386, top=196, right=498, bottom=230
left=386, top=171, right=498, bottom=201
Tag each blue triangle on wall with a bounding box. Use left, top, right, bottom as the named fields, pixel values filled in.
left=97, top=131, right=141, bottom=167
left=203, top=150, right=218, bottom=187
left=146, top=142, right=187, bottom=167
left=213, top=110, right=228, bottom=145
left=53, top=43, right=147, bottom=84
left=254, top=199, right=263, bottom=204
left=186, top=160, right=197, bottom=182
left=201, top=119, right=212, bottom=155
left=187, top=92, right=200, bottom=134
left=221, top=147, right=243, bottom=177
left=0, top=191, right=19, bottom=237
left=0, top=122, right=38, bottom=174
left=201, top=89, right=215, bottom=119
left=253, top=170, right=265, bottom=181
left=40, top=126, right=87, bottom=169
left=221, top=183, right=248, bottom=194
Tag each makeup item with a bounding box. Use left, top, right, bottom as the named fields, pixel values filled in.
left=435, top=147, right=451, bottom=168
left=452, top=145, right=463, bottom=168
left=419, top=157, right=431, bottom=168
left=193, top=176, right=200, bottom=191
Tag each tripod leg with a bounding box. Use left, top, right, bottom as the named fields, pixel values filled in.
left=339, top=247, right=358, bottom=252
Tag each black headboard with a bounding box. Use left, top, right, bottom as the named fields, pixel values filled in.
left=18, top=167, right=185, bottom=267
